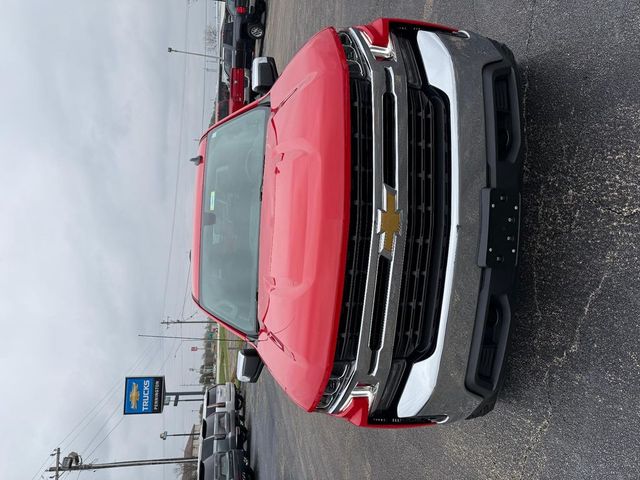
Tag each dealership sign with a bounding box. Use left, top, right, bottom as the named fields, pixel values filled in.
left=123, top=376, right=165, bottom=415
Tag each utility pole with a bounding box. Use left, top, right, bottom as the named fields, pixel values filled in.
left=51, top=448, right=60, bottom=480
left=47, top=456, right=197, bottom=473
left=139, top=334, right=239, bottom=342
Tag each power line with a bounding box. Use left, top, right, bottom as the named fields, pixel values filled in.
left=37, top=1, right=200, bottom=477
left=84, top=417, right=125, bottom=461
left=76, top=331, right=190, bottom=466
left=61, top=341, right=158, bottom=451
left=161, top=4, right=191, bottom=476
left=179, top=259, right=192, bottom=320
left=30, top=452, right=55, bottom=480
left=79, top=404, right=121, bottom=456
left=67, top=342, right=161, bottom=460
left=31, top=342, right=159, bottom=480
left=160, top=0, right=192, bottom=327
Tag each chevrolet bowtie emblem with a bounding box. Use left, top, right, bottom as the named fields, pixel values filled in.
left=129, top=383, right=140, bottom=409
left=378, top=189, right=401, bottom=254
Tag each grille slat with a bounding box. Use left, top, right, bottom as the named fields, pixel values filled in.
left=392, top=35, right=450, bottom=363
left=369, top=256, right=390, bottom=353
left=394, top=88, right=436, bottom=359
left=334, top=77, right=373, bottom=363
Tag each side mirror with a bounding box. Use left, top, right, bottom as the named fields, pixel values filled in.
left=251, top=57, right=278, bottom=95
left=236, top=348, right=264, bottom=383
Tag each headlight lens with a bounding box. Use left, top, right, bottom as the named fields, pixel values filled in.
left=339, top=31, right=367, bottom=78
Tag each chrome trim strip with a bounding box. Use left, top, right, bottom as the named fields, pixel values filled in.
left=397, top=31, right=460, bottom=418
left=323, top=28, right=409, bottom=415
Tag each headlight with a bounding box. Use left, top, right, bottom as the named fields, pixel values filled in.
left=357, top=28, right=396, bottom=61
left=338, top=31, right=367, bottom=78
left=315, top=362, right=352, bottom=411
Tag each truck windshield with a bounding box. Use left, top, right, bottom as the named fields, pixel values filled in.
left=199, top=106, right=269, bottom=335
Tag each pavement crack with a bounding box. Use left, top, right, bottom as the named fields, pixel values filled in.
left=569, top=272, right=608, bottom=353
left=422, top=0, right=435, bottom=19
left=521, top=0, right=538, bottom=212
left=599, top=204, right=640, bottom=219
left=530, top=183, right=546, bottom=349
left=472, top=0, right=479, bottom=29
left=517, top=365, right=553, bottom=480
left=519, top=264, right=608, bottom=479
left=581, top=197, right=640, bottom=221
left=552, top=271, right=608, bottom=369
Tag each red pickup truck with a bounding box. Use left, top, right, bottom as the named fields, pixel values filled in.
left=191, top=18, right=523, bottom=427
left=214, top=5, right=260, bottom=123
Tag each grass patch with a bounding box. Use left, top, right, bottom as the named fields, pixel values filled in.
left=216, top=328, right=245, bottom=386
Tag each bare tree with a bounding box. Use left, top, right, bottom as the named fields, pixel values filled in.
left=175, top=462, right=197, bottom=480
left=204, top=25, right=218, bottom=52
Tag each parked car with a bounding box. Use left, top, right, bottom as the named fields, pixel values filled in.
left=204, top=382, right=245, bottom=414
left=199, top=449, right=254, bottom=480
left=198, top=388, right=252, bottom=480
left=200, top=410, right=247, bottom=454
left=224, top=0, right=266, bottom=40
left=215, top=0, right=265, bottom=119
left=191, top=18, right=523, bottom=427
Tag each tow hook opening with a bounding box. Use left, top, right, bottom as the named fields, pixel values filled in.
left=467, top=292, right=512, bottom=397
left=478, top=298, right=504, bottom=383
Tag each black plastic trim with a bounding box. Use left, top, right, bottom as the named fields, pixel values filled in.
left=465, top=43, right=524, bottom=417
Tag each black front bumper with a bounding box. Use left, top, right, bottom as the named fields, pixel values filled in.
left=324, top=25, right=523, bottom=425
left=407, top=32, right=523, bottom=422
left=466, top=43, right=523, bottom=418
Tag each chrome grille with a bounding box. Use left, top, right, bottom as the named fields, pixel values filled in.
left=333, top=76, right=373, bottom=363
left=392, top=35, right=451, bottom=363
left=322, top=27, right=452, bottom=421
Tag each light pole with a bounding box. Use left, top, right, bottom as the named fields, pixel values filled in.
left=168, top=47, right=221, bottom=60
left=160, top=431, right=198, bottom=441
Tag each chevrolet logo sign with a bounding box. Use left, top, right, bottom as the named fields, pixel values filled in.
left=377, top=189, right=401, bottom=254
left=129, top=383, right=140, bottom=409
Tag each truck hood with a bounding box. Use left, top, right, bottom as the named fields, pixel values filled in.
left=255, top=27, right=351, bottom=411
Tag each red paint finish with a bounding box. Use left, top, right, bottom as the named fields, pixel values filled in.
left=356, top=17, right=457, bottom=47
left=336, top=398, right=435, bottom=428
left=335, top=397, right=371, bottom=426
left=191, top=141, right=206, bottom=301
left=254, top=27, right=351, bottom=411
left=191, top=28, right=351, bottom=411
left=229, top=67, right=246, bottom=113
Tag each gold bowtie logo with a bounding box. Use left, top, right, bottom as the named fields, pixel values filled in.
left=378, top=190, right=401, bottom=253
left=129, top=383, right=140, bottom=409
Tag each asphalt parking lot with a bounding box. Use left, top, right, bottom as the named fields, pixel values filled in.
left=245, top=1, right=640, bottom=479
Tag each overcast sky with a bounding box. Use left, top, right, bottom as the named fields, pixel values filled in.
left=0, top=1, right=222, bottom=478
